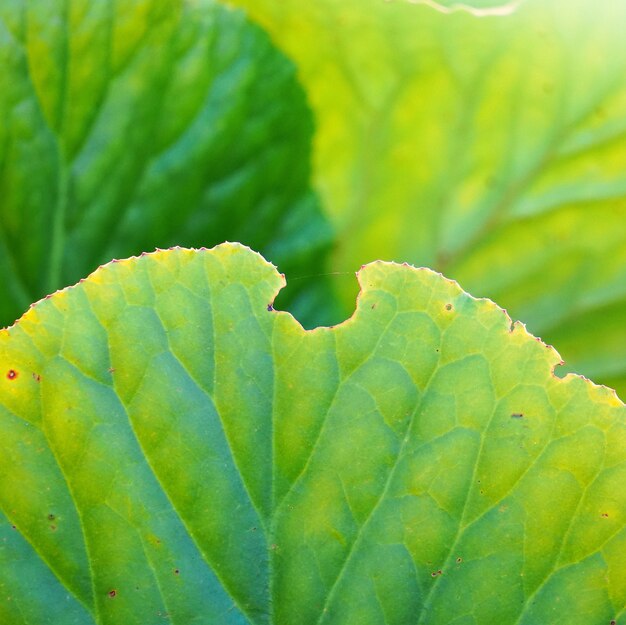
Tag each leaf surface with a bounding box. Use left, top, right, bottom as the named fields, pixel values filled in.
left=0, top=0, right=330, bottom=329
left=1, top=244, right=625, bottom=624
left=231, top=0, right=626, bottom=397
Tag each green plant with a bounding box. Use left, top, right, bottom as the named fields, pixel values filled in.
left=1, top=1, right=625, bottom=623
left=2, top=244, right=625, bottom=624
left=233, top=0, right=626, bottom=397
left=0, top=0, right=330, bottom=327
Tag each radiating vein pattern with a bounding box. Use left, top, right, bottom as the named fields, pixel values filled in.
left=0, top=244, right=625, bottom=624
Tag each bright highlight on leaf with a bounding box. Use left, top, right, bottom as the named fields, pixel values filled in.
left=0, top=244, right=624, bottom=624
left=231, top=0, right=626, bottom=397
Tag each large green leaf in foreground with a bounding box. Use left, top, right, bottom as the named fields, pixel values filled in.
left=0, top=0, right=329, bottom=329
left=1, top=244, right=625, bottom=624
left=232, top=0, right=626, bottom=396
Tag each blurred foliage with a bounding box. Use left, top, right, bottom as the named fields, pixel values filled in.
left=1, top=0, right=625, bottom=397
left=1, top=2, right=626, bottom=621
left=232, top=0, right=626, bottom=398
left=0, top=0, right=331, bottom=328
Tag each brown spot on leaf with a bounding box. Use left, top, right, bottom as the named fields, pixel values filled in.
left=445, top=304, right=452, bottom=311
left=6, top=370, right=18, bottom=380
left=108, top=590, right=117, bottom=598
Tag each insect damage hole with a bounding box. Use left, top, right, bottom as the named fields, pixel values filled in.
left=6, top=370, right=18, bottom=380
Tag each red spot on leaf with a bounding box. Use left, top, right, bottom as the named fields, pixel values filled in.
left=6, top=370, right=18, bottom=380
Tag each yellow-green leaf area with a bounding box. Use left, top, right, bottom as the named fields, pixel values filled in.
left=231, top=0, right=626, bottom=397
left=1, top=244, right=625, bottom=624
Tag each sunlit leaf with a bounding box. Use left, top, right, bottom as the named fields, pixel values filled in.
left=1, top=244, right=624, bottom=624
left=231, top=0, right=626, bottom=397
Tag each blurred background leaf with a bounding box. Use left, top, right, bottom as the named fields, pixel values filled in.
left=0, top=0, right=332, bottom=329
left=231, top=0, right=626, bottom=398
left=2, top=0, right=626, bottom=398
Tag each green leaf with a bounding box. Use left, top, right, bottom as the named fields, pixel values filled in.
left=392, top=0, right=521, bottom=15
left=1, top=243, right=625, bottom=624
left=230, top=0, right=626, bottom=397
left=0, top=0, right=330, bottom=329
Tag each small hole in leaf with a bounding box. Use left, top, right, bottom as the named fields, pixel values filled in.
left=456, top=557, right=462, bottom=563
left=6, top=370, right=18, bottom=380
left=174, top=569, right=180, bottom=575
left=108, top=590, right=117, bottom=598
left=47, top=513, right=55, bottom=521
left=272, top=269, right=359, bottom=329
